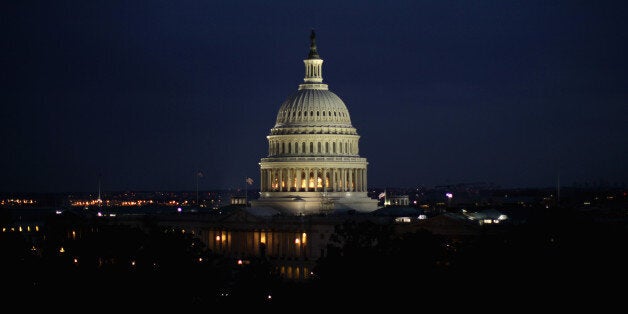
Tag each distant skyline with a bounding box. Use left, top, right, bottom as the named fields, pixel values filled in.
left=2, top=1, right=627, bottom=192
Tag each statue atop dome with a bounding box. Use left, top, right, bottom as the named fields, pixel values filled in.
left=308, top=29, right=320, bottom=59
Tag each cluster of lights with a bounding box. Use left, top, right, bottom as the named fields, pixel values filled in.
left=120, top=200, right=153, bottom=206
left=1, top=225, right=40, bottom=233
left=70, top=199, right=104, bottom=207
left=0, top=199, right=35, bottom=205
left=70, top=199, right=196, bottom=207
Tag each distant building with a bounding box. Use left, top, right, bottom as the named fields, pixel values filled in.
left=230, top=196, right=247, bottom=205
left=384, top=195, right=410, bottom=207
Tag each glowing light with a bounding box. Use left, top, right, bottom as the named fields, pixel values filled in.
left=35, top=225, right=39, bottom=232
left=446, top=193, right=453, bottom=199
left=267, top=295, right=272, bottom=300
left=131, top=260, right=136, bottom=266
left=18, top=226, right=22, bottom=232
left=1, top=228, right=5, bottom=232
left=260, top=233, right=266, bottom=244
left=59, top=247, right=65, bottom=253
left=97, top=212, right=103, bottom=217
left=56, top=210, right=63, bottom=215
left=198, top=257, right=203, bottom=262
left=302, top=232, right=307, bottom=244
left=27, top=226, right=31, bottom=232
left=498, top=214, right=508, bottom=220
left=73, top=258, right=78, bottom=264
left=418, top=214, right=427, bottom=220
left=177, top=207, right=182, bottom=213
left=237, top=259, right=243, bottom=265
left=295, top=238, right=300, bottom=244
left=216, top=235, right=221, bottom=241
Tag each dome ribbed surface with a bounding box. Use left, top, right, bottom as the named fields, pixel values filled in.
left=274, top=89, right=352, bottom=127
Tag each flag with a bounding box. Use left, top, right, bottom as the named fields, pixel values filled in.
left=378, top=192, right=386, bottom=199
left=246, top=177, right=254, bottom=185
left=197, top=171, right=204, bottom=178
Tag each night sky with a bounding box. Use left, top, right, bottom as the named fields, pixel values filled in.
left=2, top=1, right=627, bottom=193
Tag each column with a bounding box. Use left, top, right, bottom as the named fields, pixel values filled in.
left=342, top=168, right=347, bottom=192
left=297, top=168, right=302, bottom=191
left=323, top=168, right=328, bottom=192
left=306, top=168, right=311, bottom=192
left=260, top=169, right=265, bottom=192
left=279, top=168, right=283, bottom=192
left=349, top=168, right=354, bottom=192
left=314, top=168, right=318, bottom=192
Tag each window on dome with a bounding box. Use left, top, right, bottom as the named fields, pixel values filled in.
left=298, top=111, right=301, bottom=116
left=304, top=111, right=307, bottom=116
left=334, top=112, right=337, bottom=116
left=317, top=111, right=320, bottom=116
left=310, top=111, right=313, bottom=116
left=323, top=111, right=326, bottom=116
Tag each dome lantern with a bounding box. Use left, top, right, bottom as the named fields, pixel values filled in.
left=302, top=30, right=324, bottom=86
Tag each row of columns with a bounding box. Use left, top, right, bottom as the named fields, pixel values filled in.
left=269, top=140, right=356, bottom=156
left=260, top=167, right=367, bottom=193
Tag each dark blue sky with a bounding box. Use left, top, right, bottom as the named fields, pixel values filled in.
left=2, top=1, right=627, bottom=192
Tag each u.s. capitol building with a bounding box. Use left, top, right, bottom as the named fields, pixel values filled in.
left=251, top=31, right=379, bottom=215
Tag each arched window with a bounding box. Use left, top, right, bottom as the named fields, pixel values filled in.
left=325, top=142, right=329, bottom=153
left=302, top=142, right=306, bottom=153
left=333, top=142, right=336, bottom=153
left=317, top=142, right=321, bottom=154
left=310, top=142, right=314, bottom=154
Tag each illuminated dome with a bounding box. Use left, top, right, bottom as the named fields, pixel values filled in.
left=251, top=30, right=379, bottom=215
left=273, top=89, right=354, bottom=130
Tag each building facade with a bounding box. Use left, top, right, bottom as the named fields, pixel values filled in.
left=252, top=31, right=378, bottom=215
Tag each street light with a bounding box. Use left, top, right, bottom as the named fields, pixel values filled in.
left=446, top=193, right=453, bottom=207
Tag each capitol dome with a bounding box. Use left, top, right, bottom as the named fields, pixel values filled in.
left=273, top=89, right=353, bottom=129
left=251, top=31, right=379, bottom=215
